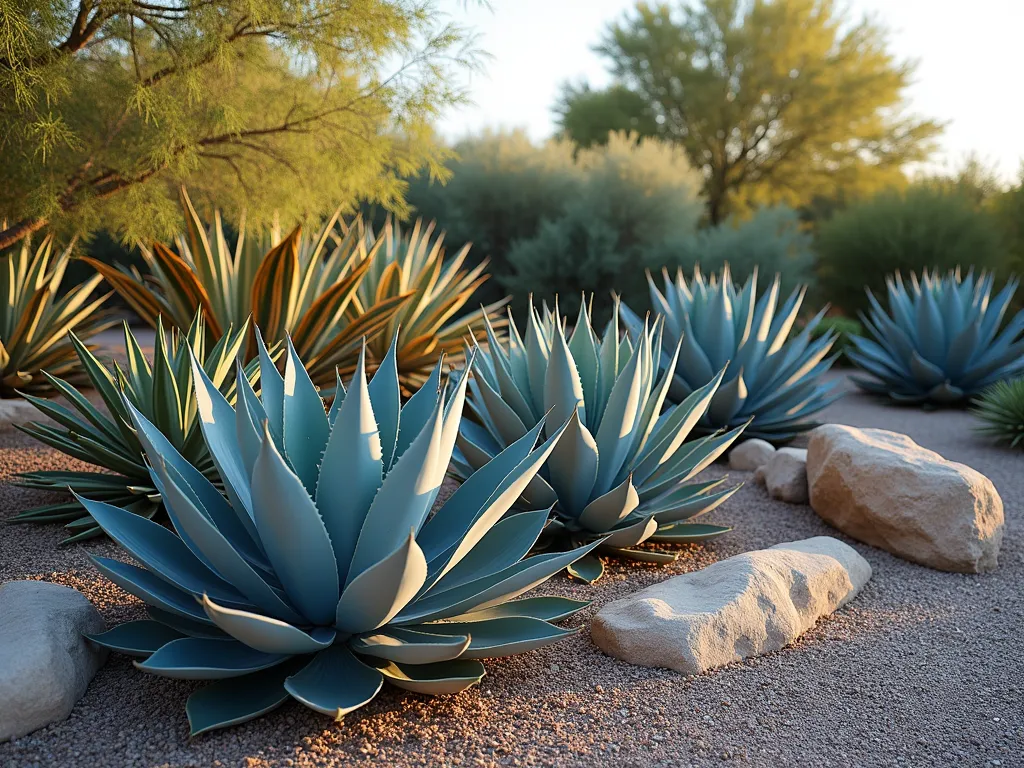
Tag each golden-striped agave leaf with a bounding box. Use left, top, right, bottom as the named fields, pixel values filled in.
left=89, top=189, right=410, bottom=387
left=350, top=219, right=509, bottom=395
left=0, top=234, right=113, bottom=396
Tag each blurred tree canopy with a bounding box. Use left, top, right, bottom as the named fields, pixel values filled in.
left=0, top=0, right=482, bottom=249
left=556, top=0, right=943, bottom=223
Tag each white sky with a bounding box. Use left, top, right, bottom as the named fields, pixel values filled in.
left=436, top=0, right=1024, bottom=181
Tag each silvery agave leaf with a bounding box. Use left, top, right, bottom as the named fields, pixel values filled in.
left=452, top=296, right=746, bottom=584
left=848, top=269, right=1024, bottom=405
left=84, top=331, right=592, bottom=736
left=620, top=265, right=842, bottom=443
left=14, top=314, right=252, bottom=543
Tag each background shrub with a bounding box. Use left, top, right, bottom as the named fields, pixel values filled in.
left=502, top=133, right=703, bottom=319
left=815, top=185, right=1005, bottom=316
left=642, top=205, right=816, bottom=298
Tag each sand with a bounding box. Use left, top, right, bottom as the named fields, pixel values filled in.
left=1, top=373, right=1021, bottom=767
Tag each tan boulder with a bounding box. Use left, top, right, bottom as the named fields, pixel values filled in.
left=806, top=425, right=1003, bottom=573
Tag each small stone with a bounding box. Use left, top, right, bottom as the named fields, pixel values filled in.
left=0, top=581, right=108, bottom=741
left=728, top=439, right=776, bottom=471
left=807, top=425, right=1004, bottom=572
left=590, top=536, right=870, bottom=675
left=761, top=451, right=809, bottom=504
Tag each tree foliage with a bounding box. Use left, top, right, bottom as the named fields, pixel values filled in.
left=557, top=0, right=942, bottom=223
left=0, top=0, right=481, bottom=248
left=553, top=82, right=657, bottom=149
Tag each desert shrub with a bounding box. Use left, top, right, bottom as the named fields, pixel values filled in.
left=643, top=205, right=815, bottom=298
left=816, top=185, right=1005, bottom=316
left=501, top=133, right=703, bottom=319
left=972, top=378, right=1024, bottom=449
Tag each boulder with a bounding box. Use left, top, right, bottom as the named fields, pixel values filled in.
left=0, top=581, right=108, bottom=742
left=806, top=425, right=1003, bottom=573
left=591, top=536, right=871, bottom=675
left=0, top=398, right=38, bottom=430
left=778, top=447, right=807, bottom=462
left=758, top=451, right=809, bottom=504
left=728, top=439, right=776, bottom=471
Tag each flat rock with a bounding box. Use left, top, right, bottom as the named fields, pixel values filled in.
left=728, top=439, right=776, bottom=471
left=0, top=581, right=108, bottom=742
left=759, top=451, right=809, bottom=504
left=806, top=425, right=1003, bottom=573
left=591, top=536, right=871, bottom=675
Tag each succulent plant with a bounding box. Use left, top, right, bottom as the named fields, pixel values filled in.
left=14, top=316, right=252, bottom=542
left=972, top=378, right=1024, bottom=448
left=0, top=234, right=113, bottom=397
left=82, top=188, right=411, bottom=387
left=84, top=331, right=594, bottom=736
left=452, top=298, right=745, bottom=584
left=619, top=266, right=843, bottom=442
left=352, top=218, right=508, bottom=396
left=848, top=269, right=1024, bottom=405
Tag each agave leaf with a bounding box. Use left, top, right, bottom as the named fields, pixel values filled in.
left=453, top=596, right=590, bottom=623
left=201, top=595, right=335, bottom=655
left=577, top=474, right=639, bottom=534
left=373, top=659, right=485, bottom=695
left=335, top=532, right=428, bottom=634
left=416, top=616, right=577, bottom=659
left=87, top=620, right=186, bottom=657
left=546, top=410, right=599, bottom=516
left=368, top=332, right=401, bottom=470
left=284, top=645, right=384, bottom=718
left=88, top=555, right=211, bottom=622
left=137, top=637, right=288, bottom=680
left=187, top=659, right=303, bottom=737
left=601, top=517, right=658, bottom=548
left=282, top=339, right=330, bottom=495
left=566, top=555, right=605, bottom=584
left=251, top=424, right=339, bottom=625
left=350, top=628, right=471, bottom=665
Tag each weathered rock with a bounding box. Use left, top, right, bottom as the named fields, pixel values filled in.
left=591, top=537, right=870, bottom=674
left=806, top=425, right=1003, bottom=573
left=0, top=581, right=108, bottom=742
left=0, top=398, right=38, bottom=430
left=760, top=451, right=809, bottom=504
left=728, top=439, right=776, bottom=471
left=778, top=447, right=807, bottom=462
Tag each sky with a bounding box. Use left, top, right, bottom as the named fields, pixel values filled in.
left=435, top=0, right=1024, bottom=181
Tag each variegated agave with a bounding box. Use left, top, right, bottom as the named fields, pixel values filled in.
left=82, top=188, right=410, bottom=387
left=14, top=316, right=251, bottom=542
left=849, top=269, right=1024, bottom=404
left=0, top=234, right=113, bottom=396
left=84, top=332, right=594, bottom=736
left=352, top=218, right=508, bottom=396
left=620, top=266, right=842, bottom=442
left=452, top=298, right=746, bottom=584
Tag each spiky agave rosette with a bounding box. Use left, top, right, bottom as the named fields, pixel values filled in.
left=849, top=269, right=1024, bottom=405
left=620, top=265, right=843, bottom=443
left=14, top=315, right=252, bottom=542
left=451, top=298, right=746, bottom=584
left=84, top=331, right=595, bottom=736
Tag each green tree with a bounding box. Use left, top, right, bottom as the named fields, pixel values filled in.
left=558, top=0, right=942, bottom=223
left=553, top=82, right=658, bottom=149
left=0, top=0, right=481, bottom=249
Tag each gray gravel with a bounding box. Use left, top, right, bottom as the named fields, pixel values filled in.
left=1, top=373, right=1021, bottom=767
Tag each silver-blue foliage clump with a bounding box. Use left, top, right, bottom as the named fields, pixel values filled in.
left=453, top=298, right=745, bottom=584
left=621, top=266, right=842, bottom=442
left=849, top=269, right=1024, bottom=404
left=85, top=332, right=593, bottom=736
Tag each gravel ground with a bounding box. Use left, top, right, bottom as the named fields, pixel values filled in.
left=1, top=373, right=1021, bottom=767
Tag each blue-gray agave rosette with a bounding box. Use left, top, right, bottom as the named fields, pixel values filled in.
left=621, top=266, right=842, bottom=442
left=849, top=269, right=1024, bottom=404
left=83, top=332, right=594, bottom=736
left=452, top=298, right=745, bottom=584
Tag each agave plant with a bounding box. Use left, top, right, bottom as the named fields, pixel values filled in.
left=620, top=266, right=843, bottom=442
left=352, top=218, right=508, bottom=395
left=13, top=316, right=252, bottom=542
left=0, top=234, right=113, bottom=396
left=84, top=331, right=595, bottom=735
left=848, top=269, right=1024, bottom=405
left=452, top=298, right=745, bottom=584
left=82, top=188, right=411, bottom=387
left=972, top=378, right=1024, bottom=448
